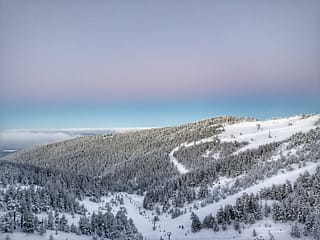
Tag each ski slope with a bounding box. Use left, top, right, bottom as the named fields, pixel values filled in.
left=128, top=162, right=319, bottom=240
left=169, top=114, right=319, bottom=174
left=220, top=114, right=319, bottom=153
left=169, top=130, right=220, bottom=174
left=78, top=160, right=318, bottom=240
left=169, top=147, right=190, bottom=174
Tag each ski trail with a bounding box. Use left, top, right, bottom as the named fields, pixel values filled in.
left=169, top=137, right=218, bottom=174
left=169, top=147, right=189, bottom=174
left=169, top=114, right=319, bottom=175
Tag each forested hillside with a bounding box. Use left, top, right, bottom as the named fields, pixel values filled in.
left=1, top=114, right=319, bottom=240
left=3, top=116, right=249, bottom=192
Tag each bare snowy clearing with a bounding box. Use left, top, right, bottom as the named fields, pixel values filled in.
left=220, top=114, right=320, bottom=153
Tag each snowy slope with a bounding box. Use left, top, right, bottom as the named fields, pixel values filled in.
left=136, top=162, right=318, bottom=240
left=220, top=114, right=319, bottom=153
left=169, top=114, right=319, bottom=171
left=0, top=231, right=90, bottom=240
left=169, top=147, right=190, bottom=174
left=169, top=129, right=220, bottom=174
left=78, top=160, right=319, bottom=240
left=1, top=114, right=319, bottom=240
left=169, top=137, right=220, bottom=174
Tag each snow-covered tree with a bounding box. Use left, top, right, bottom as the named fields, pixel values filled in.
left=190, top=212, right=201, bottom=232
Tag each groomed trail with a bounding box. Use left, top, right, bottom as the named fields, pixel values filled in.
left=169, top=114, right=320, bottom=174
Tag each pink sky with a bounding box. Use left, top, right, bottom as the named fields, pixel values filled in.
left=0, top=0, right=319, bottom=104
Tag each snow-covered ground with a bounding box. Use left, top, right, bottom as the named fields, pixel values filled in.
left=169, top=147, right=190, bottom=174
left=169, top=114, right=319, bottom=173
left=169, top=136, right=221, bottom=174
left=169, top=128, right=220, bottom=174
left=164, top=218, right=310, bottom=240
left=77, top=160, right=319, bottom=240
left=148, top=162, right=318, bottom=240
left=220, top=114, right=319, bottom=153
left=2, top=114, right=319, bottom=240
left=0, top=230, right=90, bottom=240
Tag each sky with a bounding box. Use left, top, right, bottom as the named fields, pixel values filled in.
left=0, top=0, right=320, bottom=130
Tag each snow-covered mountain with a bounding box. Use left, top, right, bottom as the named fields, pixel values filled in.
left=0, top=114, right=320, bottom=240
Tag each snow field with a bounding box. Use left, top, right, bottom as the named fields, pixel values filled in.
left=169, top=114, right=319, bottom=174
left=220, top=114, right=320, bottom=153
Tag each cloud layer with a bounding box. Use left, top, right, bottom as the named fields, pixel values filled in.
left=0, top=128, right=142, bottom=151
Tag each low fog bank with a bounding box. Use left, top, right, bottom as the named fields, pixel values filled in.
left=0, top=128, right=144, bottom=153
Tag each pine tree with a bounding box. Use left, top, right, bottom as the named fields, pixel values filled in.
left=79, top=215, right=91, bottom=235
left=202, top=214, right=214, bottom=229
left=22, top=212, right=35, bottom=233
left=59, top=214, right=68, bottom=232
left=197, top=184, right=208, bottom=199
left=252, top=228, right=257, bottom=237
left=221, top=222, right=227, bottom=231
left=1, top=214, right=14, bottom=233
left=268, top=230, right=275, bottom=240
left=234, top=220, right=240, bottom=231
left=272, top=202, right=286, bottom=222
left=39, top=221, right=46, bottom=235
left=34, top=215, right=40, bottom=232
left=217, top=206, right=225, bottom=225
left=290, top=222, right=301, bottom=238
left=47, top=210, right=54, bottom=230
left=304, top=213, right=314, bottom=234
left=313, top=213, right=320, bottom=240
left=264, top=202, right=270, bottom=217
left=70, top=223, right=77, bottom=233
left=210, top=222, right=217, bottom=232
left=190, top=212, right=201, bottom=232
left=54, top=211, right=60, bottom=226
